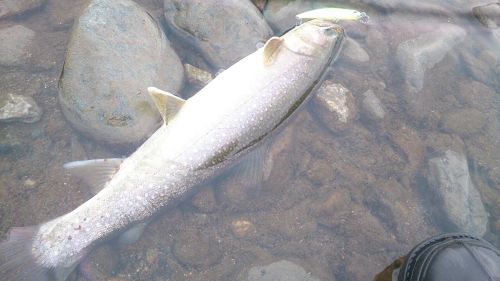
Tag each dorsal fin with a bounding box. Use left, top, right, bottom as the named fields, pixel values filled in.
left=262, top=37, right=284, bottom=66
left=64, top=158, right=124, bottom=194
left=147, top=87, right=185, bottom=124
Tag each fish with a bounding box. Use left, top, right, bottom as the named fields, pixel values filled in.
left=0, top=19, right=344, bottom=281
left=296, top=8, right=370, bottom=24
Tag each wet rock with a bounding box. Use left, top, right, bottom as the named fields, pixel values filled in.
left=246, top=260, right=322, bottom=281
left=184, top=63, right=213, bottom=88
left=441, top=108, right=487, bottom=137
left=427, top=150, right=488, bottom=236
left=164, top=0, right=273, bottom=70
left=396, top=23, right=466, bottom=94
left=361, top=89, right=385, bottom=121
left=191, top=186, right=217, bottom=213
left=59, top=0, right=183, bottom=147
left=341, top=37, right=370, bottom=64
left=231, top=219, right=255, bottom=238
left=312, top=81, right=357, bottom=133
left=0, top=25, right=35, bottom=67
left=173, top=229, right=221, bottom=267
left=0, top=0, right=46, bottom=19
left=473, top=2, right=500, bottom=29
left=0, top=93, right=42, bottom=123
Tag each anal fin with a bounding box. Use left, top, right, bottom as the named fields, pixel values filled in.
left=64, top=158, right=124, bottom=194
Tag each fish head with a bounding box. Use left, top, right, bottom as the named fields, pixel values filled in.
left=282, top=19, right=344, bottom=58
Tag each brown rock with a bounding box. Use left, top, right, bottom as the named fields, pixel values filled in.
left=173, top=229, right=221, bottom=267
left=441, top=108, right=487, bottom=136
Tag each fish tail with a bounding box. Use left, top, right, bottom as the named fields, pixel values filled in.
left=0, top=226, right=51, bottom=281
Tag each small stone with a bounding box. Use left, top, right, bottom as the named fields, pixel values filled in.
left=247, top=260, right=322, bottom=281
left=341, top=37, right=370, bottom=64
left=313, top=81, right=357, bottom=133
left=0, top=25, right=35, bottom=66
left=0, top=0, right=46, bottom=19
left=23, top=178, right=37, bottom=189
left=231, top=219, right=255, bottom=238
left=184, top=64, right=213, bottom=88
left=0, top=93, right=42, bottom=123
left=441, top=108, right=487, bottom=137
left=427, top=150, right=488, bottom=236
left=361, top=89, right=385, bottom=120
left=473, top=2, right=500, bottom=29
left=173, top=230, right=221, bottom=267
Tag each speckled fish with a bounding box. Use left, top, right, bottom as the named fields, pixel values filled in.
left=0, top=19, right=344, bottom=281
left=296, top=7, right=369, bottom=24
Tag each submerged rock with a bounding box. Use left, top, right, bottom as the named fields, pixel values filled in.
left=341, top=37, right=370, bottom=65
left=396, top=23, right=466, bottom=94
left=427, top=150, right=488, bottom=236
left=473, top=2, right=500, bottom=29
left=246, top=260, right=322, bottom=281
left=361, top=89, right=385, bottom=121
left=184, top=63, right=213, bottom=88
left=164, top=0, right=273, bottom=70
left=59, top=0, right=183, bottom=147
left=0, top=0, right=46, bottom=19
left=0, top=25, right=35, bottom=67
left=173, top=229, right=221, bottom=267
left=0, top=93, right=42, bottom=123
left=312, top=81, right=357, bottom=133
left=441, top=107, right=487, bottom=137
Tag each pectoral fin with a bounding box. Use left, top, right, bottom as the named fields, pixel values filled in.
left=64, top=158, right=124, bottom=194
left=147, top=87, right=186, bottom=124
left=262, top=37, right=284, bottom=66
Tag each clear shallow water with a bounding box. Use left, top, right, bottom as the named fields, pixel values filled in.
left=0, top=0, right=498, bottom=280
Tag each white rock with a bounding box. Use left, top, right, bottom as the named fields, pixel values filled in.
left=0, top=93, right=42, bottom=123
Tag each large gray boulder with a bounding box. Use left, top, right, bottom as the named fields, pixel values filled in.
left=59, top=0, right=184, bottom=147
left=427, top=150, right=488, bottom=236
left=164, top=0, right=273, bottom=70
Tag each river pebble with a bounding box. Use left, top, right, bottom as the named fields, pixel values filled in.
left=59, top=0, right=184, bottom=147
left=341, top=37, right=370, bottom=65
left=361, top=89, right=385, bottom=121
left=173, top=229, right=221, bottom=267
left=312, top=81, right=357, bottom=133
left=0, top=0, right=45, bottom=19
left=0, top=93, right=42, bottom=123
left=0, top=25, right=35, bottom=67
left=164, top=0, right=272, bottom=70
left=427, top=150, right=488, bottom=236
left=246, top=260, right=322, bottom=281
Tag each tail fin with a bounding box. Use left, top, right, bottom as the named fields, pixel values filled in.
left=0, top=226, right=51, bottom=281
